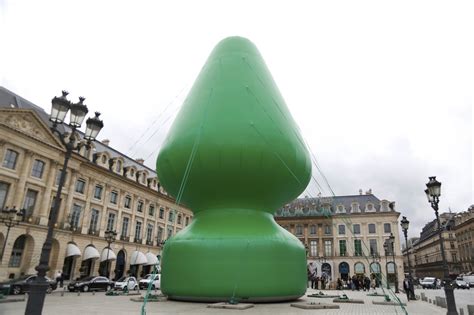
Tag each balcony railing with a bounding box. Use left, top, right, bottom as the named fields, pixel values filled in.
left=120, top=234, right=128, bottom=241
left=146, top=239, right=153, bottom=246
left=88, top=228, right=98, bottom=235
left=134, top=237, right=142, bottom=244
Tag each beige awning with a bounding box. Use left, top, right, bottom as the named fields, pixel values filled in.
left=145, top=252, right=159, bottom=266
left=65, top=243, right=81, bottom=257
left=83, top=246, right=100, bottom=260
left=100, top=248, right=117, bottom=262
left=130, top=251, right=147, bottom=265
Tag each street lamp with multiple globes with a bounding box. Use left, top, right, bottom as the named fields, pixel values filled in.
left=388, top=233, right=400, bottom=293
left=25, top=91, right=104, bottom=315
left=103, top=230, right=117, bottom=279
left=425, top=176, right=458, bottom=315
left=0, top=206, right=25, bottom=261
left=383, top=240, right=390, bottom=289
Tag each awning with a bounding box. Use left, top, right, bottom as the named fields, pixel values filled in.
left=145, top=252, right=159, bottom=266
left=83, top=246, right=100, bottom=260
left=65, top=243, right=81, bottom=257
left=100, top=248, right=117, bottom=262
left=130, top=251, right=147, bottom=265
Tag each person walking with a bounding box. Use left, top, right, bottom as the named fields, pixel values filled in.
left=403, top=276, right=415, bottom=301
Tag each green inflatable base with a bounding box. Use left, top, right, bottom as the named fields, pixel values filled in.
left=160, top=209, right=307, bottom=302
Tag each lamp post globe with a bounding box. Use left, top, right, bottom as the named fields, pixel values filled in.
left=104, top=230, right=117, bottom=278
left=25, top=91, right=104, bottom=315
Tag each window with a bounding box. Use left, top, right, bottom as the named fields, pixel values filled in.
left=339, top=240, right=347, bottom=256
left=23, top=189, right=38, bottom=217
left=324, top=240, right=332, bottom=257
left=110, top=191, right=118, bottom=204
left=0, top=182, right=10, bottom=208
left=166, top=226, right=173, bottom=239
left=135, top=221, right=142, bottom=240
left=324, top=225, right=331, bottom=235
left=369, top=239, right=378, bottom=255
left=185, top=217, right=189, bottom=226
left=177, top=214, right=182, bottom=225
left=31, top=160, right=45, bottom=178
left=94, top=185, right=103, bottom=200
left=148, top=204, right=155, bottom=216
left=137, top=200, right=143, bottom=212
left=106, top=212, right=116, bottom=231
left=354, top=239, right=362, bottom=256
left=384, top=223, right=391, bottom=233
left=70, top=204, right=82, bottom=228
left=338, top=224, right=345, bottom=235
left=146, top=224, right=153, bottom=242
left=337, top=205, right=345, bottom=213
left=89, top=209, right=99, bottom=232
left=121, top=217, right=129, bottom=237
left=115, top=160, right=122, bottom=173
left=366, top=203, right=374, bottom=212
left=159, top=208, right=164, bottom=219
left=3, top=149, right=18, bottom=169
left=353, top=224, right=361, bottom=234
left=55, top=169, right=67, bottom=186
left=310, top=225, right=317, bottom=235
left=295, top=225, right=303, bottom=236
left=168, top=211, right=174, bottom=222
left=157, top=226, right=164, bottom=242
left=75, top=179, right=86, bottom=194
left=368, top=223, right=376, bottom=234
left=9, top=235, right=26, bottom=267
left=124, top=196, right=131, bottom=209
left=101, top=155, right=106, bottom=164
left=452, top=252, right=457, bottom=262
left=310, top=240, right=318, bottom=256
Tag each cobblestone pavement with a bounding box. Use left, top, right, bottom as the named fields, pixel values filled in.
left=0, top=288, right=449, bottom=315
left=416, top=287, right=474, bottom=314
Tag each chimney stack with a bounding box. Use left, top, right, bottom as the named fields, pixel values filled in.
left=359, top=189, right=363, bottom=195
left=136, top=158, right=144, bottom=164
left=101, top=139, right=110, bottom=146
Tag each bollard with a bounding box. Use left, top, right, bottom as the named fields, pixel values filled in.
left=429, top=299, right=432, bottom=304
left=92, top=291, right=95, bottom=295
left=77, top=291, right=80, bottom=296
left=467, top=305, right=474, bottom=315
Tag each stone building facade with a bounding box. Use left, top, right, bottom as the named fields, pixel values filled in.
left=402, top=212, right=462, bottom=279
left=0, top=87, right=192, bottom=281
left=453, top=205, right=474, bottom=274
left=274, top=192, right=404, bottom=288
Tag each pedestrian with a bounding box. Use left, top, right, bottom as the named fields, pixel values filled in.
left=55, top=270, right=64, bottom=288
left=308, top=262, right=317, bottom=289
left=403, top=275, right=415, bottom=301
left=336, top=278, right=342, bottom=290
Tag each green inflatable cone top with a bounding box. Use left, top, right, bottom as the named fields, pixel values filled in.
left=156, top=36, right=311, bottom=302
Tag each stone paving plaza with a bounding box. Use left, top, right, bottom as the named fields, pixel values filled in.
left=2, top=288, right=473, bottom=315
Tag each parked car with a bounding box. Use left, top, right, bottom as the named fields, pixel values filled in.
left=462, top=275, right=474, bottom=287
left=0, top=275, right=57, bottom=295
left=139, top=274, right=161, bottom=290
left=67, top=276, right=114, bottom=292
left=420, top=277, right=440, bottom=289
left=114, top=276, right=138, bottom=291
left=454, top=278, right=470, bottom=289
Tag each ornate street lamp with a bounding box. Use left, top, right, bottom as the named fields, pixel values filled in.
left=0, top=206, right=25, bottom=261
left=103, top=230, right=117, bottom=278
left=400, top=216, right=415, bottom=300
left=25, top=91, right=104, bottom=315
left=425, top=176, right=458, bottom=315
left=389, top=233, right=399, bottom=293
left=383, top=240, right=390, bottom=289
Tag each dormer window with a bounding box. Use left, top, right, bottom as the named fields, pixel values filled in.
left=101, top=155, right=106, bottom=164
left=337, top=205, right=346, bottom=213
left=351, top=203, right=360, bottom=213
left=381, top=201, right=389, bottom=212
left=115, top=160, right=122, bottom=173
left=366, top=203, right=375, bottom=212
left=130, top=169, right=134, bottom=177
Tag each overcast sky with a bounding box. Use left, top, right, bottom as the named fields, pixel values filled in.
left=1, top=0, right=472, bottom=238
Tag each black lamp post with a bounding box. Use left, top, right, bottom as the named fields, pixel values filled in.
left=400, top=216, right=415, bottom=300
left=389, top=233, right=399, bottom=293
left=425, top=176, right=458, bottom=315
left=104, top=230, right=117, bottom=279
left=25, top=91, right=104, bottom=315
left=383, top=240, right=390, bottom=289
left=0, top=206, right=25, bottom=261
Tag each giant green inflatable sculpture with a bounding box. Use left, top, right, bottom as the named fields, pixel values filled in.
left=156, top=36, right=311, bottom=302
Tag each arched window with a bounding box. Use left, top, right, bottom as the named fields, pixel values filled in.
left=9, top=235, right=26, bottom=267
left=101, top=155, right=106, bottom=164
left=116, top=160, right=122, bottom=173
left=354, top=262, right=365, bottom=275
